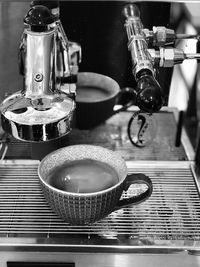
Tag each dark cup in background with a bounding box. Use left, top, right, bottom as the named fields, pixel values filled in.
left=75, top=72, right=136, bottom=129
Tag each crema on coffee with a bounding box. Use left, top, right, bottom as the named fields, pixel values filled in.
left=76, top=86, right=111, bottom=102
left=46, top=159, right=119, bottom=193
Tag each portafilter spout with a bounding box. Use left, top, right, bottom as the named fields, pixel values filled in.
left=0, top=5, right=79, bottom=142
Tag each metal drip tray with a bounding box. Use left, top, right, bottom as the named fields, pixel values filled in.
left=0, top=160, right=200, bottom=253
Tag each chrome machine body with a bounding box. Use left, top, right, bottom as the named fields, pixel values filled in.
left=0, top=5, right=81, bottom=142
left=123, top=3, right=200, bottom=114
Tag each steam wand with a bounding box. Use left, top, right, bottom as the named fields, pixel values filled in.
left=123, top=3, right=200, bottom=113
left=123, top=4, right=164, bottom=113
left=123, top=3, right=200, bottom=148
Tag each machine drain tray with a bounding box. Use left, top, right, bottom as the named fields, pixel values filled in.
left=0, top=160, right=200, bottom=252
left=2, top=108, right=194, bottom=161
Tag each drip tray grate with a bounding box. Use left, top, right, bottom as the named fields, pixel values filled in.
left=0, top=161, right=200, bottom=246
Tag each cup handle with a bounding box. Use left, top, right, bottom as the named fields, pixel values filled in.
left=112, top=87, right=137, bottom=115
left=114, top=173, right=153, bottom=211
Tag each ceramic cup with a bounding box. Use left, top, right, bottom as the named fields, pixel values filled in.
left=75, top=72, right=136, bottom=129
left=38, top=144, right=153, bottom=225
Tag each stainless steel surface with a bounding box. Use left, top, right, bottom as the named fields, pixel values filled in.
left=143, top=27, right=176, bottom=47
left=0, top=132, right=8, bottom=162
left=0, top=5, right=80, bottom=142
left=2, top=108, right=194, bottom=161
left=124, top=4, right=200, bottom=69
left=3, top=137, right=32, bottom=159
left=123, top=4, right=154, bottom=77
left=1, top=91, right=75, bottom=142
left=148, top=47, right=200, bottom=67
left=23, top=27, right=59, bottom=97
left=0, top=160, right=199, bottom=253
left=106, top=108, right=193, bottom=161
left=1, top=252, right=200, bottom=267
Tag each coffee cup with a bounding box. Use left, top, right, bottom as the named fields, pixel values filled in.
left=75, top=72, right=136, bottom=129
left=38, top=144, right=153, bottom=225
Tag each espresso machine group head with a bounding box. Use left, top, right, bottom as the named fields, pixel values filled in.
left=0, top=5, right=81, bottom=142
left=123, top=3, right=200, bottom=114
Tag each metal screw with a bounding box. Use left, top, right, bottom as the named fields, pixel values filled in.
left=34, top=73, right=43, bottom=82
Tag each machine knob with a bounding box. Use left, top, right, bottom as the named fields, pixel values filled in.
left=24, top=5, right=55, bottom=31
left=30, top=1, right=60, bottom=19
left=123, top=3, right=140, bottom=18
left=136, top=71, right=164, bottom=113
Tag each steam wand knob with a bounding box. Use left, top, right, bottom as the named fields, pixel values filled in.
left=24, top=5, right=56, bottom=31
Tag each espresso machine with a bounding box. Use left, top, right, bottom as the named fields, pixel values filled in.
left=1, top=2, right=200, bottom=266
left=1, top=2, right=200, bottom=145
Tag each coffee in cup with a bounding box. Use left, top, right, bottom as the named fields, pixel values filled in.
left=46, top=158, right=119, bottom=193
